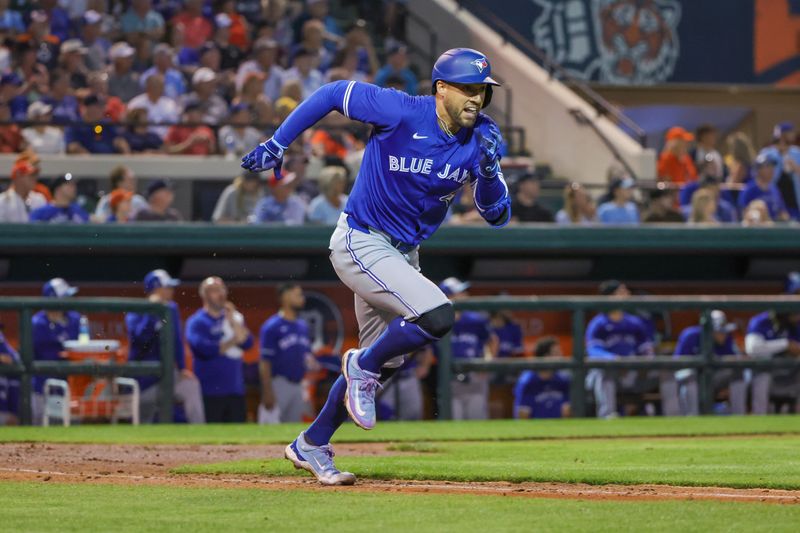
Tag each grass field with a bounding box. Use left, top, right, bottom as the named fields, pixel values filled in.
left=3, top=416, right=800, bottom=532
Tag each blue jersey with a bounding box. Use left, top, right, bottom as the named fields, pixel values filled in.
left=673, top=325, right=737, bottom=357
left=513, top=370, right=570, bottom=419
left=586, top=313, right=654, bottom=359
left=747, top=312, right=800, bottom=342
left=493, top=321, right=523, bottom=358
left=738, top=181, right=787, bottom=219
left=271, top=81, right=509, bottom=246
left=0, top=332, right=20, bottom=416
left=185, top=309, right=254, bottom=397
left=125, top=301, right=186, bottom=390
left=32, top=311, right=80, bottom=394
left=260, top=313, right=312, bottom=383
left=451, top=311, right=492, bottom=359
left=29, top=203, right=89, bottom=223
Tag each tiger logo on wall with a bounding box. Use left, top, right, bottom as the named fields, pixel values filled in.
left=531, top=0, right=681, bottom=84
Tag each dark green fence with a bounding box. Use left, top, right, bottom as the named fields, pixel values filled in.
left=0, top=298, right=174, bottom=425
left=438, top=295, right=800, bottom=418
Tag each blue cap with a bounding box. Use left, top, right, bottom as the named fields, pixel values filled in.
left=786, top=271, right=800, bottom=295
left=144, top=269, right=180, bottom=293
left=773, top=122, right=794, bottom=139
left=430, top=48, right=500, bottom=108
left=145, top=179, right=172, bottom=198
left=439, top=277, right=470, bottom=297
left=754, top=152, right=780, bottom=168
left=42, top=278, right=78, bottom=298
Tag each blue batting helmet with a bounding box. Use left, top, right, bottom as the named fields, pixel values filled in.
left=431, top=48, right=500, bottom=108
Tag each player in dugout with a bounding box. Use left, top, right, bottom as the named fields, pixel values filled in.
left=242, top=47, right=510, bottom=484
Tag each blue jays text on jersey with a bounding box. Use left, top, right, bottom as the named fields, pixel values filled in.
left=260, top=313, right=313, bottom=383
left=673, top=325, right=738, bottom=358
left=451, top=311, right=492, bottom=359
left=513, top=370, right=570, bottom=419
left=585, top=313, right=654, bottom=359
left=270, top=81, right=509, bottom=246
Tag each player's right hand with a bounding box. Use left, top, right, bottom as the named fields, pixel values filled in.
left=473, top=123, right=502, bottom=179
left=241, top=137, right=284, bottom=178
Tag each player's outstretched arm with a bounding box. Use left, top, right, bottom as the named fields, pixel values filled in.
left=241, top=81, right=404, bottom=174
left=471, top=121, right=511, bottom=227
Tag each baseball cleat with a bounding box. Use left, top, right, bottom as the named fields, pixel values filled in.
left=284, top=434, right=356, bottom=486
left=342, top=348, right=381, bottom=430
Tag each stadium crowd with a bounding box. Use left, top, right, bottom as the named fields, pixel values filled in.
left=1, top=271, right=799, bottom=425
left=0, top=3, right=798, bottom=226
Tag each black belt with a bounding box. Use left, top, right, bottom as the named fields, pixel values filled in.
left=346, top=214, right=417, bottom=254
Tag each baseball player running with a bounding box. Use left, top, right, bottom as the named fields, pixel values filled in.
left=242, top=48, right=510, bottom=485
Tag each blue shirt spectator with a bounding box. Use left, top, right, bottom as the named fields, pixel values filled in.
left=30, top=203, right=89, bottom=223
left=597, top=177, right=639, bottom=224
left=738, top=178, right=788, bottom=221
left=253, top=180, right=307, bottom=225
left=141, top=62, right=187, bottom=101
left=0, top=6, right=24, bottom=33
left=259, top=313, right=312, bottom=384
left=375, top=45, right=417, bottom=95
left=121, top=2, right=166, bottom=37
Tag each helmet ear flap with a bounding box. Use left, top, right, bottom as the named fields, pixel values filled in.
left=482, top=85, right=493, bottom=109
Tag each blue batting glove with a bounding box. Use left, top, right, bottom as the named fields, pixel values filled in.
left=241, top=137, right=285, bottom=178
left=473, top=124, right=502, bottom=179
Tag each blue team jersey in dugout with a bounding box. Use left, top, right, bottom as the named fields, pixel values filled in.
left=513, top=370, right=570, bottom=419
left=451, top=311, right=492, bottom=359
left=585, top=312, right=654, bottom=359
left=272, top=81, right=506, bottom=246
left=673, top=325, right=737, bottom=357
left=259, top=314, right=312, bottom=383
left=31, top=310, right=80, bottom=393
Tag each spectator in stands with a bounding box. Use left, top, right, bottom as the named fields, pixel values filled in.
left=121, top=0, right=166, bottom=44
left=0, top=0, right=24, bottom=35
left=29, top=173, right=89, bottom=224
left=126, top=270, right=205, bottom=424
left=0, top=329, right=20, bottom=426
left=673, top=310, right=746, bottom=416
left=724, top=132, right=755, bottom=207
left=171, top=0, right=213, bottom=49
left=555, top=182, right=596, bottom=225
left=234, top=71, right=274, bottom=126
left=0, top=99, right=22, bottom=153
left=141, top=44, right=187, bottom=100
left=379, top=346, right=433, bottom=421
left=107, top=42, right=140, bottom=103
left=128, top=73, right=180, bottom=139
left=134, top=180, right=183, bottom=222
left=292, top=19, right=333, bottom=72
left=307, top=165, right=348, bottom=224
left=15, top=44, right=48, bottom=101
left=375, top=44, right=417, bottom=95
left=0, top=160, right=47, bottom=223
left=597, top=177, right=639, bottom=224
left=16, top=150, right=51, bottom=202
left=44, top=71, right=80, bottom=125
left=738, top=152, right=790, bottom=222
left=0, top=73, right=27, bottom=121
left=510, top=173, right=554, bottom=223
left=642, top=186, right=684, bottom=223
left=183, top=67, right=228, bottom=126
left=80, top=10, right=109, bottom=71
left=218, top=104, right=262, bottom=158
left=513, top=337, right=571, bottom=419
left=65, top=95, right=130, bottom=154
left=235, top=37, right=284, bottom=102
left=40, top=0, right=71, bottom=42
left=96, top=166, right=148, bottom=221
left=122, top=107, right=164, bottom=153
left=259, top=283, right=314, bottom=423
left=293, top=0, right=342, bottom=44
left=759, top=122, right=800, bottom=219
left=215, top=2, right=250, bottom=52
left=440, top=277, right=497, bottom=420
left=18, top=10, right=60, bottom=70
left=490, top=310, right=524, bottom=358
left=31, top=278, right=80, bottom=424
left=58, top=39, right=90, bottom=90
left=283, top=47, right=324, bottom=100
left=106, top=189, right=134, bottom=223
left=680, top=173, right=738, bottom=223
left=585, top=280, right=679, bottom=418
left=688, top=188, right=719, bottom=225
left=657, top=126, right=697, bottom=184
left=336, top=19, right=379, bottom=79
left=212, top=171, right=265, bottom=224
left=691, top=124, right=723, bottom=179
left=186, top=276, right=253, bottom=423
left=21, top=102, right=63, bottom=154
left=253, top=171, right=307, bottom=225
left=164, top=102, right=216, bottom=155
left=741, top=199, right=773, bottom=227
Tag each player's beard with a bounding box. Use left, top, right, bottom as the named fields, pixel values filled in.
left=445, top=98, right=479, bottom=129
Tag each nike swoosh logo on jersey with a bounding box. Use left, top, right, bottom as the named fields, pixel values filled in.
left=412, top=133, right=428, bottom=140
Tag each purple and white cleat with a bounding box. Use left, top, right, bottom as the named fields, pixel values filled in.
left=341, top=348, right=381, bottom=430
left=284, top=433, right=356, bottom=486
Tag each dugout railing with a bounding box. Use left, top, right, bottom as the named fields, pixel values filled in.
left=0, top=297, right=175, bottom=425
left=438, top=295, right=800, bottom=418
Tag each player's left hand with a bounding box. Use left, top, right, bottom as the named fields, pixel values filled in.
left=241, top=138, right=284, bottom=178
left=473, top=123, right=502, bottom=179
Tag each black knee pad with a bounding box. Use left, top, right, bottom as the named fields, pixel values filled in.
left=414, top=303, right=455, bottom=338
